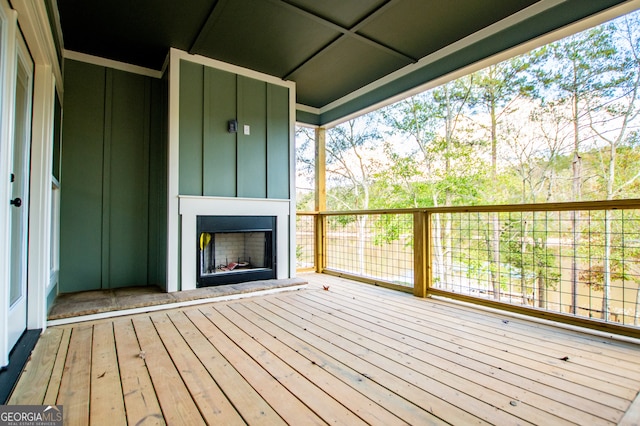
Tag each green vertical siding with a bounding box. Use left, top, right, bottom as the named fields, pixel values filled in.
left=179, top=60, right=204, bottom=195
left=237, top=76, right=267, bottom=198
left=203, top=67, right=237, bottom=197
left=177, top=60, right=290, bottom=200
left=59, top=60, right=105, bottom=292
left=148, top=75, right=168, bottom=288
left=107, top=70, right=151, bottom=288
left=267, top=84, right=290, bottom=199
left=60, top=59, right=165, bottom=292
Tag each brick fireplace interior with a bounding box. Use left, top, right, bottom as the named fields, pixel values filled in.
left=197, top=215, right=276, bottom=286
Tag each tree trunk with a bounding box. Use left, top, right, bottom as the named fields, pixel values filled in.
left=537, top=274, right=547, bottom=309
left=570, top=79, right=582, bottom=314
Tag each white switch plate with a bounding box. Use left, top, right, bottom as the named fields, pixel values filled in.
left=243, top=125, right=251, bottom=135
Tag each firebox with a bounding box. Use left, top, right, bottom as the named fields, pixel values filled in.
left=196, top=215, right=276, bottom=287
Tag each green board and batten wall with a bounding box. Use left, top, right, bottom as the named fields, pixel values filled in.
left=59, top=58, right=290, bottom=293
left=59, top=59, right=167, bottom=292
left=178, top=59, right=290, bottom=199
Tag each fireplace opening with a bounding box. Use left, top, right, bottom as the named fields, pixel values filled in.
left=196, top=215, right=276, bottom=287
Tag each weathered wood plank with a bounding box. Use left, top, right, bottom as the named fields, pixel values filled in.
left=215, top=302, right=408, bottom=425
left=167, top=310, right=286, bottom=425
left=260, top=295, right=544, bottom=425
left=287, top=290, right=610, bottom=424
left=43, top=328, right=71, bottom=405
left=90, top=322, right=126, bottom=423
left=246, top=298, right=489, bottom=425
left=184, top=308, right=326, bottom=425
left=132, top=316, right=206, bottom=425
left=57, top=325, right=93, bottom=426
left=336, top=281, right=640, bottom=383
left=301, top=287, right=628, bottom=419
left=226, top=301, right=446, bottom=426
left=150, top=313, right=245, bottom=425
left=200, top=305, right=367, bottom=425
left=8, top=328, right=63, bottom=405
left=112, top=317, right=165, bottom=426
left=302, top=285, right=633, bottom=410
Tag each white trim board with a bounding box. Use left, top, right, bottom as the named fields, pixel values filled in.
left=64, top=50, right=163, bottom=79
left=170, top=48, right=295, bottom=90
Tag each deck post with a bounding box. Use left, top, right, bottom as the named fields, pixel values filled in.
left=314, top=127, right=326, bottom=273
left=413, top=211, right=428, bottom=297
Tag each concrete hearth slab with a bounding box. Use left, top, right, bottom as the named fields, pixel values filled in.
left=48, top=277, right=307, bottom=320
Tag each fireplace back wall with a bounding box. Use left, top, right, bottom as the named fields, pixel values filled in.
left=197, top=215, right=276, bottom=286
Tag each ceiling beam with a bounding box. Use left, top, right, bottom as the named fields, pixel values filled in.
left=277, top=0, right=416, bottom=80
left=189, top=0, right=225, bottom=54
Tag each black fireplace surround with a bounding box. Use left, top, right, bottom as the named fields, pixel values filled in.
left=196, top=215, right=276, bottom=287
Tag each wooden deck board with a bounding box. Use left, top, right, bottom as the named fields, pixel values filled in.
left=90, top=322, right=126, bottom=423
left=132, top=316, right=206, bottom=425
left=299, top=284, right=633, bottom=414
left=57, top=325, right=92, bottom=426
left=183, top=307, right=326, bottom=425
left=150, top=313, right=245, bottom=425
left=112, top=317, right=165, bottom=426
left=7, top=328, right=63, bottom=405
left=167, top=310, right=286, bottom=425
left=338, top=283, right=640, bottom=384
left=286, top=292, right=602, bottom=424
left=215, top=302, right=408, bottom=425
left=7, top=273, right=640, bottom=425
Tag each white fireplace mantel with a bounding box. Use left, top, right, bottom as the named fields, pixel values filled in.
left=179, top=196, right=292, bottom=291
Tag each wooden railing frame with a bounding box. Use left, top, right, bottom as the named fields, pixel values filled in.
left=297, top=199, right=640, bottom=339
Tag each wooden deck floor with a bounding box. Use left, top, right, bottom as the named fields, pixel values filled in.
left=8, top=273, right=640, bottom=425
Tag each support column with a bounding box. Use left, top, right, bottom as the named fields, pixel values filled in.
left=314, top=127, right=326, bottom=211
left=314, top=127, right=326, bottom=272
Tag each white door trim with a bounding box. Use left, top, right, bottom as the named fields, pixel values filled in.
left=14, top=0, right=62, bottom=332
left=0, top=0, right=61, bottom=366
left=0, top=0, right=19, bottom=368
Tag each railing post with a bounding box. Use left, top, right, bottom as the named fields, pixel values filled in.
left=413, top=211, right=428, bottom=297
left=315, top=213, right=325, bottom=273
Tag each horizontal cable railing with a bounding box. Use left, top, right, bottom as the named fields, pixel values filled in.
left=297, top=199, right=640, bottom=337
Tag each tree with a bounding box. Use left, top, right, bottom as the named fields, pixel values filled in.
left=578, top=15, right=640, bottom=320
left=470, top=58, right=535, bottom=300
left=325, top=115, right=383, bottom=274
left=535, top=23, right=619, bottom=314
left=383, top=78, right=479, bottom=288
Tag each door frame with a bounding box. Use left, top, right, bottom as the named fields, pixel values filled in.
left=0, top=0, right=62, bottom=367
left=6, top=25, right=34, bottom=352
left=0, top=0, right=21, bottom=368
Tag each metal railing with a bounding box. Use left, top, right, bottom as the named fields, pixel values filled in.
left=297, top=199, right=640, bottom=338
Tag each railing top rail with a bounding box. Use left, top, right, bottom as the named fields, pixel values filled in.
left=296, top=199, right=640, bottom=216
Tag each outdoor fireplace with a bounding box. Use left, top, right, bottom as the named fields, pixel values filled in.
left=196, top=215, right=276, bottom=286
